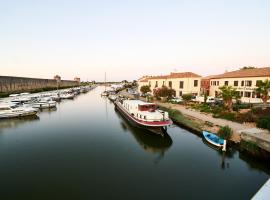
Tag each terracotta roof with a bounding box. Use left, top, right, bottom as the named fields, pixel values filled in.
left=202, top=75, right=218, bottom=80
left=140, top=79, right=149, bottom=82
left=211, top=67, right=270, bottom=79
left=169, top=72, right=201, bottom=78
left=148, top=75, right=169, bottom=80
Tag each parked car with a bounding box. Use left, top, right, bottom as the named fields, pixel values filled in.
left=168, top=97, right=183, bottom=104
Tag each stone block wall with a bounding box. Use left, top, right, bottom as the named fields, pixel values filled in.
left=0, top=76, right=79, bottom=93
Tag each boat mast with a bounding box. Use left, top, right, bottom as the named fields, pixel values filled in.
left=105, top=72, right=107, bottom=92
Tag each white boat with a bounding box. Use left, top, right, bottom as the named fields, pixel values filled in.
left=108, top=95, right=117, bottom=102
left=115, top=99, right=172, bottom=134
left=0, top=104, right=38, bottom=119
left=9, top=94, right=20, bottom=97
left=101, top=91, right=109, bottom=96
left=29, top=97, right=57, bottom=109
left=60, top=93, right=74, bottom=99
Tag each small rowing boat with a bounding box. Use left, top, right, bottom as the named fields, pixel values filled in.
left=202, top=131, right=224, bottom=148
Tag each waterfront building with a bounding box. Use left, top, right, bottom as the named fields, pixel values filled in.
left=138, top=72, right=201, bottom=98
left=209, top=67, right=270, bottom=103
left=200, top=75, right=216, bottom=96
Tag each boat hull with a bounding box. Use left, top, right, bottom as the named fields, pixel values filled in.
left=115, top=102, right=172, bottom=135
left=202, top=131, right=224, bottom=148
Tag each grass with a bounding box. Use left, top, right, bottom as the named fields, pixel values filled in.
left=159, top=106, right=202, bottom=132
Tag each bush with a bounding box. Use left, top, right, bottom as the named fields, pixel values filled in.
left=233, top=103, right=251, bottom=112
left=235, top=112, right=255, bottom=123
left=218, top=126, right=232, bottom=140
left=182, top=93, right=193, bottom=102
left=213, top=112, right=236, bottom=121
left=256, top=116, right=270, bottom=130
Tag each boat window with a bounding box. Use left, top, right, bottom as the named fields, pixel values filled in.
left=144, top=116, right=146, bottom=119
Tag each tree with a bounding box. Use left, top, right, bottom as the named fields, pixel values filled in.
left=154, top=86, right=175, bottom=98
left=256, top=80, right=270, bottom=109
left=240, top=66, right=256, bottom=70
left=140, top=85, right=151, bottom=94
left=218, top=86, right=240, bottom=111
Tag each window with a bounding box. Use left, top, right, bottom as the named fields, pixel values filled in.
left=179, top=81, right=184, bottom=89
left=244, top=92, right=251, bottom=98
left=240, top=91, right=243, bottom=97
left=194, top=80, right=198, bottom=87
left=217, top=81, right=219, bottom=86
left=155, top=81, right=158, bottom=88
left=162, top=81, right=165, bottom=86
left=234, top=81, right=238, bottom=86
left=179, top=91, right=182, bottom=96
left=224, top=81, right=229, bottom=86
left=241, top=81, right=244, bottom=86
left=246, top=80, right=252, bottom=87
left=149, top=81, right=151, bottom=87
left=168, top=81, right=172, bottom=88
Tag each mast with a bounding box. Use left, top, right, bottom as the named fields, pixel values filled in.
left=105, top=72, right=107, bottom=92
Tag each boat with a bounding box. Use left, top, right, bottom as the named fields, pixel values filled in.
left=27, top=97, right=57, bottom=109
left=202, top=131, right=225, bottom=148
left=59, top=93, right=74, bottom=99
left=108, top=94, right=117, bottom=102
left=114, top=99, right=172, bottom=134
left=101, top=91, right=109, bottom=96
left=0, top=104, right=38, bottom=119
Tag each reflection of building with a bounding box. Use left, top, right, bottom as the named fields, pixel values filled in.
left=209, top=67, right=270, bottom=103
left=138, top=72, right=202, bottom=98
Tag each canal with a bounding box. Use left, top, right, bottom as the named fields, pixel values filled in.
left=0, top=87, right=269, bottom=200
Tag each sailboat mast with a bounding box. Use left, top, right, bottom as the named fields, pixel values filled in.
left=105, top=72, right=107, bottom=92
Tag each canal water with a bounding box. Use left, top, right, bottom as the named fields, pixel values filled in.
left=0, top=87, right=269, bottom=200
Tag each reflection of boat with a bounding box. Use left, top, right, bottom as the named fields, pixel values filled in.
left=115, top=99, right=172, bottom=135
left=0, top=115, right=39, bottom=132
left=115, top=109, right=173, bottom=154
left=203, top=131, right=224, bottom=148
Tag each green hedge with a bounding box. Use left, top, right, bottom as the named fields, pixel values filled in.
left=256, top=116, right=270, bottom=131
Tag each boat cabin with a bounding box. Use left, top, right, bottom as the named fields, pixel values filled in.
left=138, top=104, right=156, bottom=112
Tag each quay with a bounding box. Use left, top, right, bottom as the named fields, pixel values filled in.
left=252, top=178, right=270, bottom=200
left=118, top=90, right=270, bottom=155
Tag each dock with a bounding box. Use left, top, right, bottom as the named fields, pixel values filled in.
left=252, top=178, right=270, bottom=200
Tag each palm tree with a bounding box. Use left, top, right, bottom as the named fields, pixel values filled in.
left=256, top=80, right=270, bottom=109
left=218, top=86, right=240, bottom=111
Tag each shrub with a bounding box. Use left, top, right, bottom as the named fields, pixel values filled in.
left=218, top=126, right=232, bottom=140
left=214, top=112, right=236, bottom=121
left=256, top=116, right=270, bottom=130
left=235, top=112, right=255, bottom=123
left=182, top=93, right=193, bottom=102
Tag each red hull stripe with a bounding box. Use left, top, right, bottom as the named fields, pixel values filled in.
left=116, top=102, right=172, bottom=127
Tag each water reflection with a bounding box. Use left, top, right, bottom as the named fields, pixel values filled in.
left=115, top=109, right=173, bottom=160
left=0, top=116, right=40, bottom=133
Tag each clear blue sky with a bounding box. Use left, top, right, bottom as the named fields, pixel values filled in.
left=0, top=0, right=270, bottom=81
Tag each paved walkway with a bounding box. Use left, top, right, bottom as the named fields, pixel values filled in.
left=156, top=102, right=250, bottom=133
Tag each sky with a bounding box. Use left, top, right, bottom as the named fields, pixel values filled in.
left=0, top=0, right=270, bottom=81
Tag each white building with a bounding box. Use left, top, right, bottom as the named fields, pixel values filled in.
left=209, top=67, right=270, bottom=103
left=138, top=72, right=201, bottom=98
